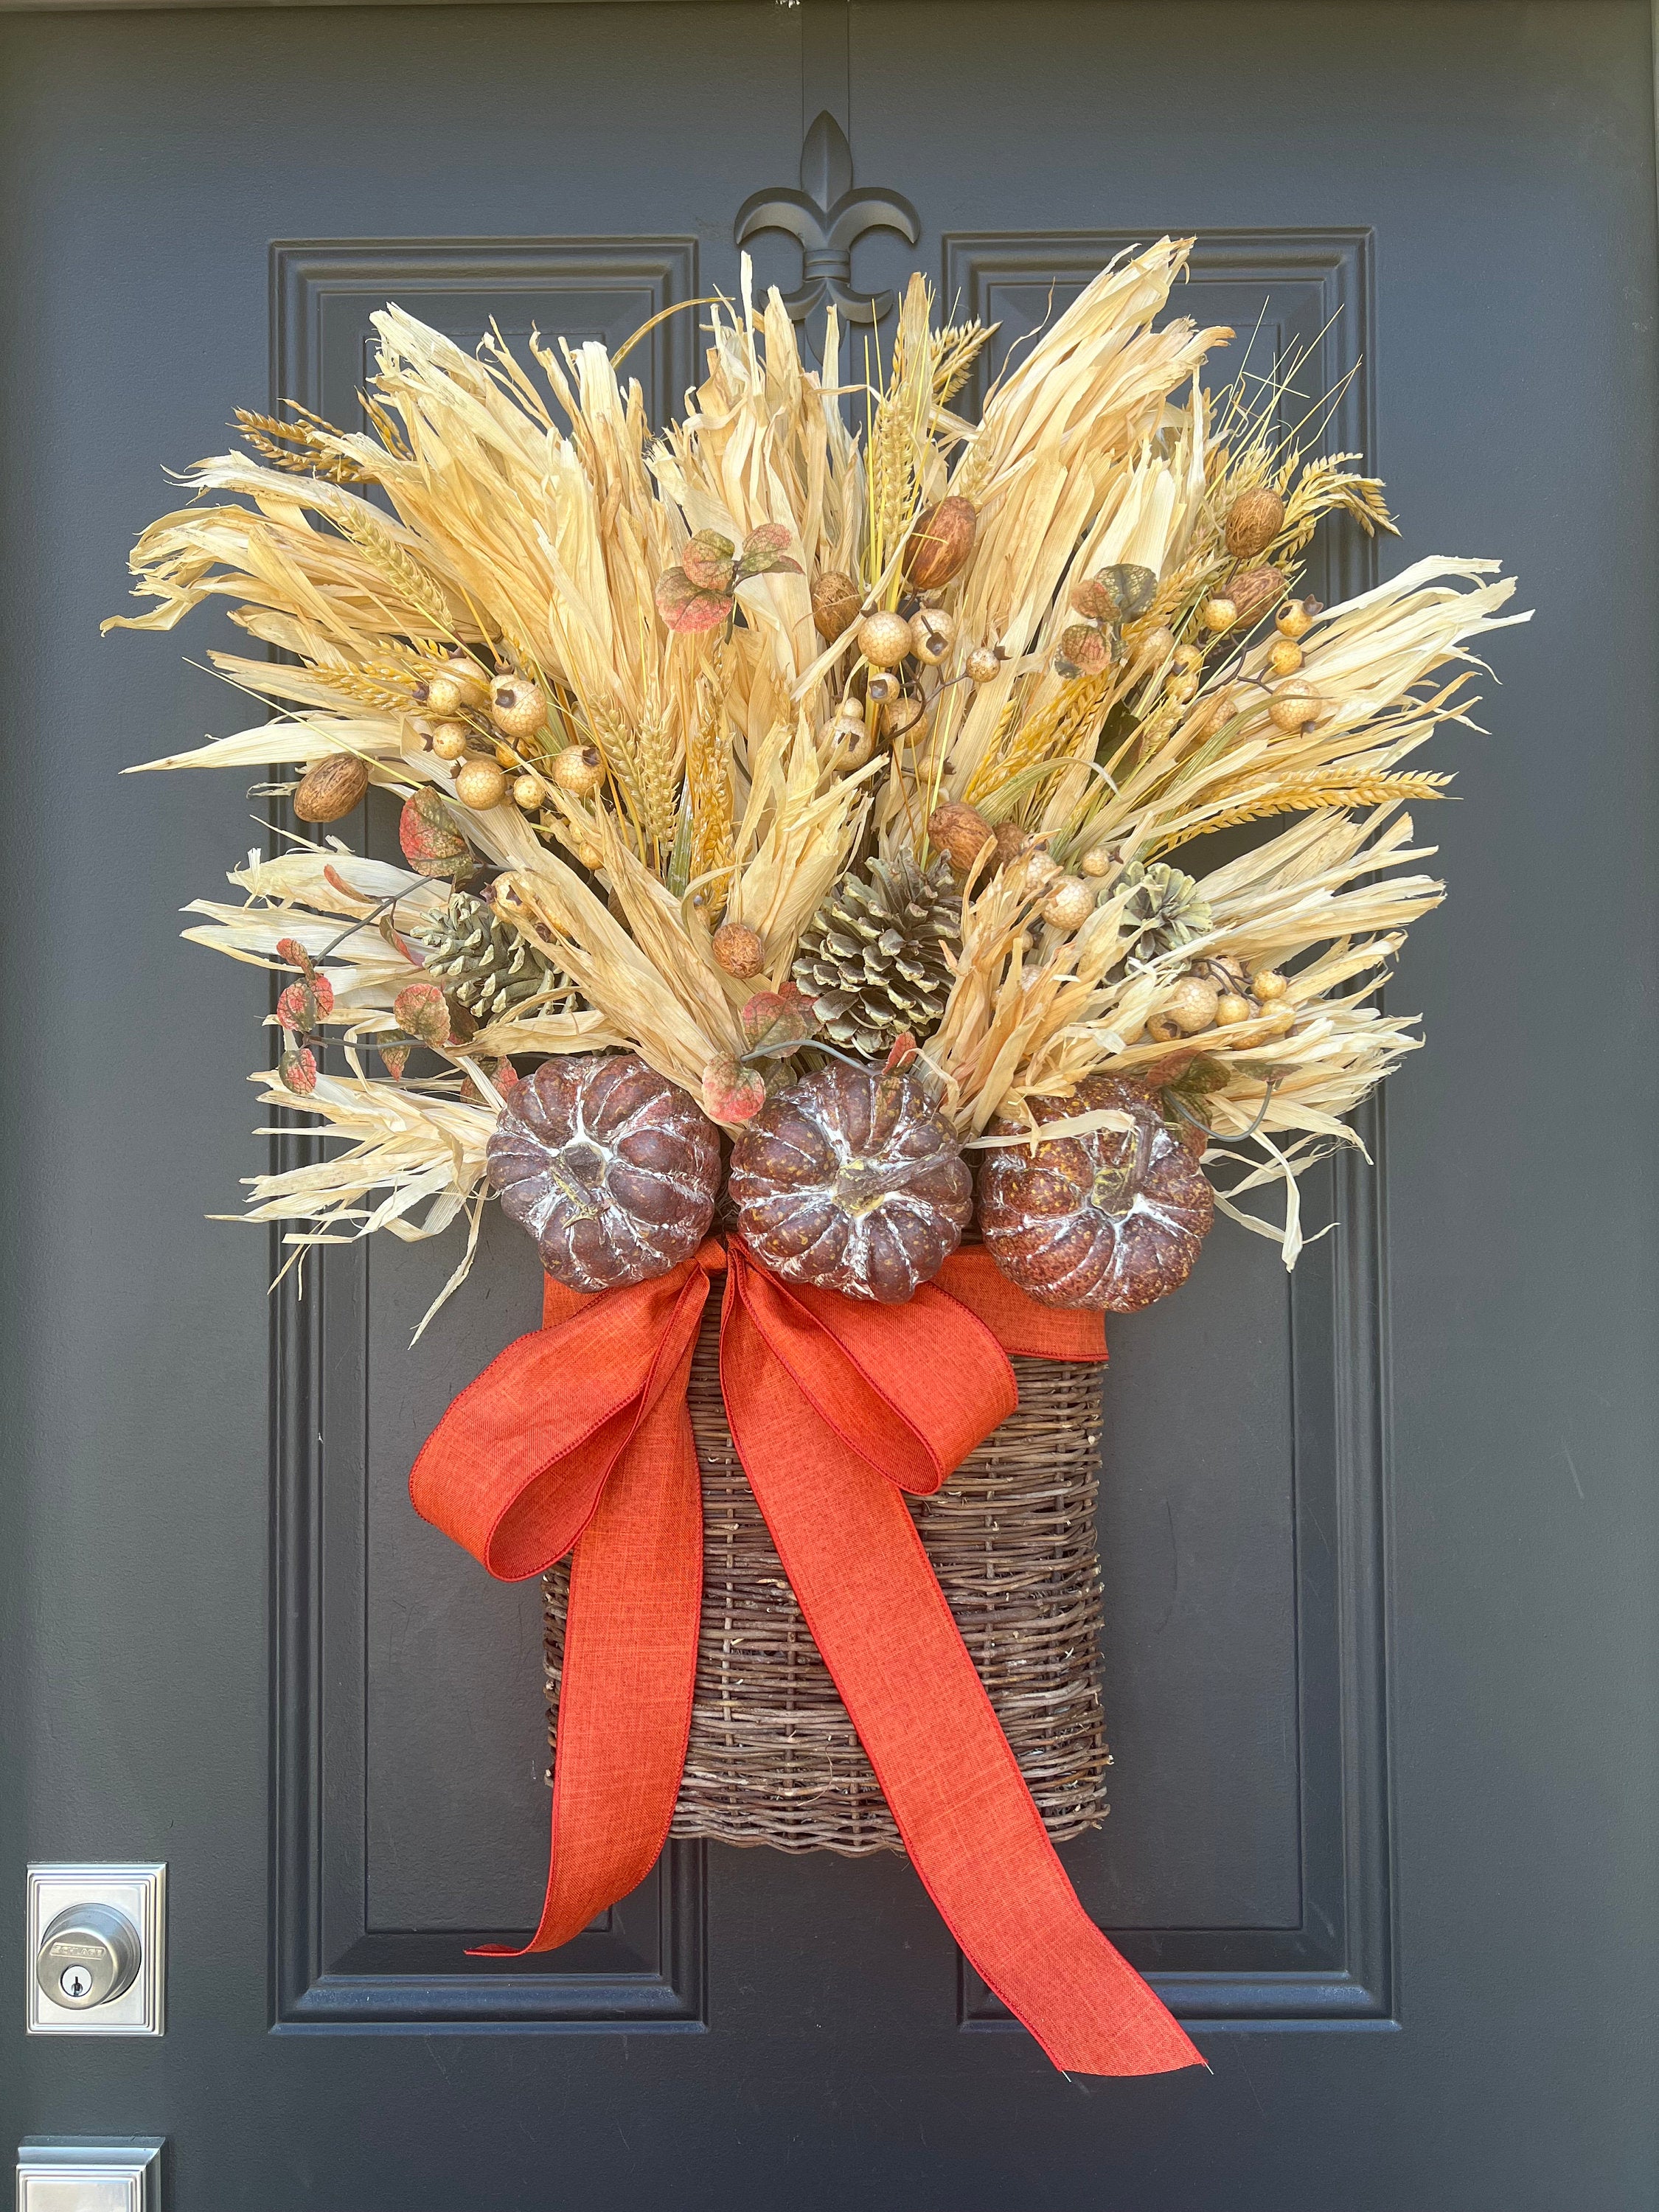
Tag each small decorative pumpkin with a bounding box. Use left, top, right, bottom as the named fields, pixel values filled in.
left=977, top=1074, right=1214, bottom=1311
left=728, top=1064, right=973, bottom=1303
left=486, top=1052, right=720, bottom=1292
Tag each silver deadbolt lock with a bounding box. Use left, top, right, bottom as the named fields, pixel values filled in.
left=35, top=1899, right=143, bottom=2010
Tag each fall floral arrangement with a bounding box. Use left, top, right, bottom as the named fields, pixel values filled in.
left=114, top=235, right=1521, bottom=2079
left=118, top=237, right=1516, bottom=1326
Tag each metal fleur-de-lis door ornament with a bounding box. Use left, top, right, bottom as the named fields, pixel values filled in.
left=735, top=111, right=919, bottom=324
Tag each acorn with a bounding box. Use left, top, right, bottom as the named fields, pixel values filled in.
left=909, top=607, right=956, bottom=665
left=1268, top=682, right=1324, bottom=733
left=992, top=821, right=1034, bottom=874
left=712, top=922, right=765, bottom=979
left=1041, top=875, right=1097, bottom=931
left=811, top=571, right=863, bottom=641
left=1201, top=597, right=1238, bottom=632
left=1228, top=564, right=1287, bottom=627
left=966, top=645, right=1001, bottom=685
left=1214, top=992, right=1251, bottom=1026
left=1253, top=970, right=1288, bottom=1000
left=512, top=772, right=546, bottom=812
left=293, top=752, right=369, bottom=823
left=1163, top=975, right=1220, bottom=1036
left=1224, top=487, right=1287, bottom=560
left=858, top=610, right=915, bottom=669
left=552, top=743, right=605, bottom=798
left=865, top=668, right=902, bottom=705
left=429, top=720, right=471, bottom=762
left=1078, top=844, right=1113, bottom=879
left=1270, top=639, right=1305, bottom=676
left=455, top=758, right=508, bottom=810
left=904, top=495, right=976, bottom=591
left=928, top=800, right=995, bottom=870
left=490, top=675, right=546, bottom=740
left=1276, top=597, right=1318, bottom=641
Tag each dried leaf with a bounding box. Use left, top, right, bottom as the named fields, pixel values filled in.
left=655, top=566, right=732, bottom=633
left=394, top=981, right=451, bottom=1047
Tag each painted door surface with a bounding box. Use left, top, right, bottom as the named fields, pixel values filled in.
left=2, top=4, right=1655, bottom=2207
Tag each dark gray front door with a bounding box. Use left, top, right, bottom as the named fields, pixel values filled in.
left=3, top=4, right=1655, bottom=2206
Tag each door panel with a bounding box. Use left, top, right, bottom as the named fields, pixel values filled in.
left=3, top=4, right=1655, bottom=2208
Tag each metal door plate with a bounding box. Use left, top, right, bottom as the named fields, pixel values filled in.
left=25, top=1867, right=165, bottom=2037
left=15, top=2140, right=164, bottom=2212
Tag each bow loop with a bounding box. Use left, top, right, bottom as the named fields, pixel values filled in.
left=412, top=1253, right=713, bottom=1580
left=723, top=1240, right=1016, bottom=1496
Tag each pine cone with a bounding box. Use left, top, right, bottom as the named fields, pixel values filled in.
left=1116, top=860, right=1211, bottom=963
left=408, top=891, right=563, bottom=1023
left=793, top=855, right=959, bottom=1057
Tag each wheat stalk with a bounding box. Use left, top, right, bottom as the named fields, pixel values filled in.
left=1147, top=771, right=1453, bottom=854
left=233, top=408, right=370, bottom=484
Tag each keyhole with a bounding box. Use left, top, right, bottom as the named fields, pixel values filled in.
left=59, top=1964, right=92, bottom=2000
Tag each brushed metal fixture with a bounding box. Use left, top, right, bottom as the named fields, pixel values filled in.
left=26, top=1866, right=165, bottom=2036
left=15, top=2139, right=164, bottom=2212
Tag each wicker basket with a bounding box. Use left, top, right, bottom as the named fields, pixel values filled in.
left=543, top=1300, right=1111, bottom=1854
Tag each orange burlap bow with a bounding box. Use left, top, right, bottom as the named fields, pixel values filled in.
left=411, top=1236, right=1202, bottom=2079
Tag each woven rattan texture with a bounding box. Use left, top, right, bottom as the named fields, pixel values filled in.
left=543, top=1301, right=1111, bottom=1854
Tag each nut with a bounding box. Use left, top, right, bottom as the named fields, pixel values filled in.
left=865, top=668, right=902, bottom=705
left=1253, top=970, right=1288, bottom=1000
left=928, top=800, right=995, bottom=871
left=966, top=646, right=1001, bottom=685
left=1269, top=639, right=1304, bottom=676
left=429, top=720, right=471, bottom=761
left=903, top=495, right=977, bottom=591
left=293, top=752, right=369, bottom=823
left=1214, top=992, right=1251, bottom=1026
left=711, top=922, right=765, bottom=978
left=1228, top=564, right=1287, bottom=627
left=1276, top=597, right=1318, bottom=641
left=1078, top=844, right=1114, bottom=879
left=1223, top=487, right=1287, bottom=560
left=512, top=772, right=546, bottom=812
left=1201, top=597, right=1238, bottom=632
left=811, top=571, right=863, bottom=641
